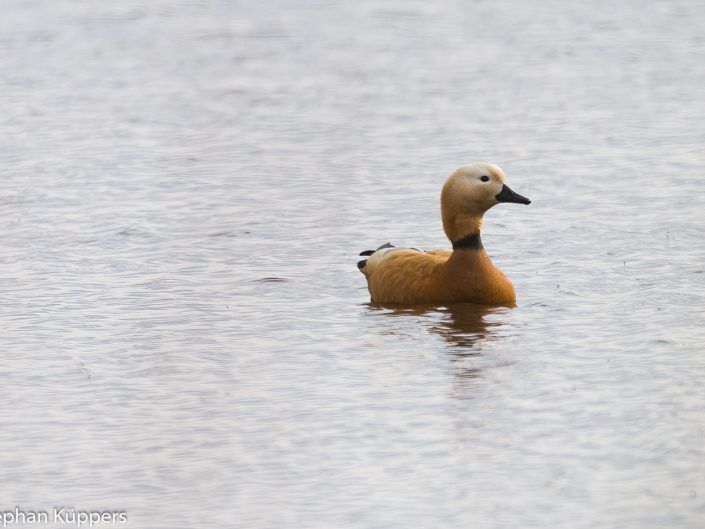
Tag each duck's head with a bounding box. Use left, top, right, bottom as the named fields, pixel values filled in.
left=441, top=163, right=530, bottom=242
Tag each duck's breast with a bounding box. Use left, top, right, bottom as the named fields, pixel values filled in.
left=443, top=250, right=517, bottom=305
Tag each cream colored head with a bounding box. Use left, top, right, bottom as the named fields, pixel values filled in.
left=441, top=163, right=530, bottom=243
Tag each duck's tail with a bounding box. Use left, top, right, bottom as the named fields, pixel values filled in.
left=357, top=242, right=394, bottom=274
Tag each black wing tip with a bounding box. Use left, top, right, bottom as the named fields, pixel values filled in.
left=359, top=242, right=394, bottom=256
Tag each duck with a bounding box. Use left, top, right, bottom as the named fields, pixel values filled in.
left=357, top=163, right=530, bottom=306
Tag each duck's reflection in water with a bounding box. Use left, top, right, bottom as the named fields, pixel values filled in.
left=365, top=302, right=511, bottom=388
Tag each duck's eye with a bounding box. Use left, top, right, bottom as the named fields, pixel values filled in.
left=480, top=175, right=490, bottom=182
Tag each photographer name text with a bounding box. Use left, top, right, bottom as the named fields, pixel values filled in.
left=1, top=507, right=127, bottom=527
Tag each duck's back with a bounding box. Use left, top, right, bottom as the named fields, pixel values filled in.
left=363, top=249, right=449, bottom=304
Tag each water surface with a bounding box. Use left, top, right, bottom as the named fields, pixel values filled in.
left=2, top=0, right=705, bottom=527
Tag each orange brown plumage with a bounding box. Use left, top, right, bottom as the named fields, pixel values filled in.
left=358, top=163, right=530, bottom=306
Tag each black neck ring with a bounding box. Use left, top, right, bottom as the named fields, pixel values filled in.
left=452, top=232, right=483, bottom=250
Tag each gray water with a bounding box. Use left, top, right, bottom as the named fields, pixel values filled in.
left=2, top=0, right=705, bottom=528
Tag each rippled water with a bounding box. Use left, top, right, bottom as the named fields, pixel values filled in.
left=2, top=0, right=705, bottom=527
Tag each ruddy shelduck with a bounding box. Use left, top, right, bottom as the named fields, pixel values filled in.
left=358, top=163, right=531, bottom=306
